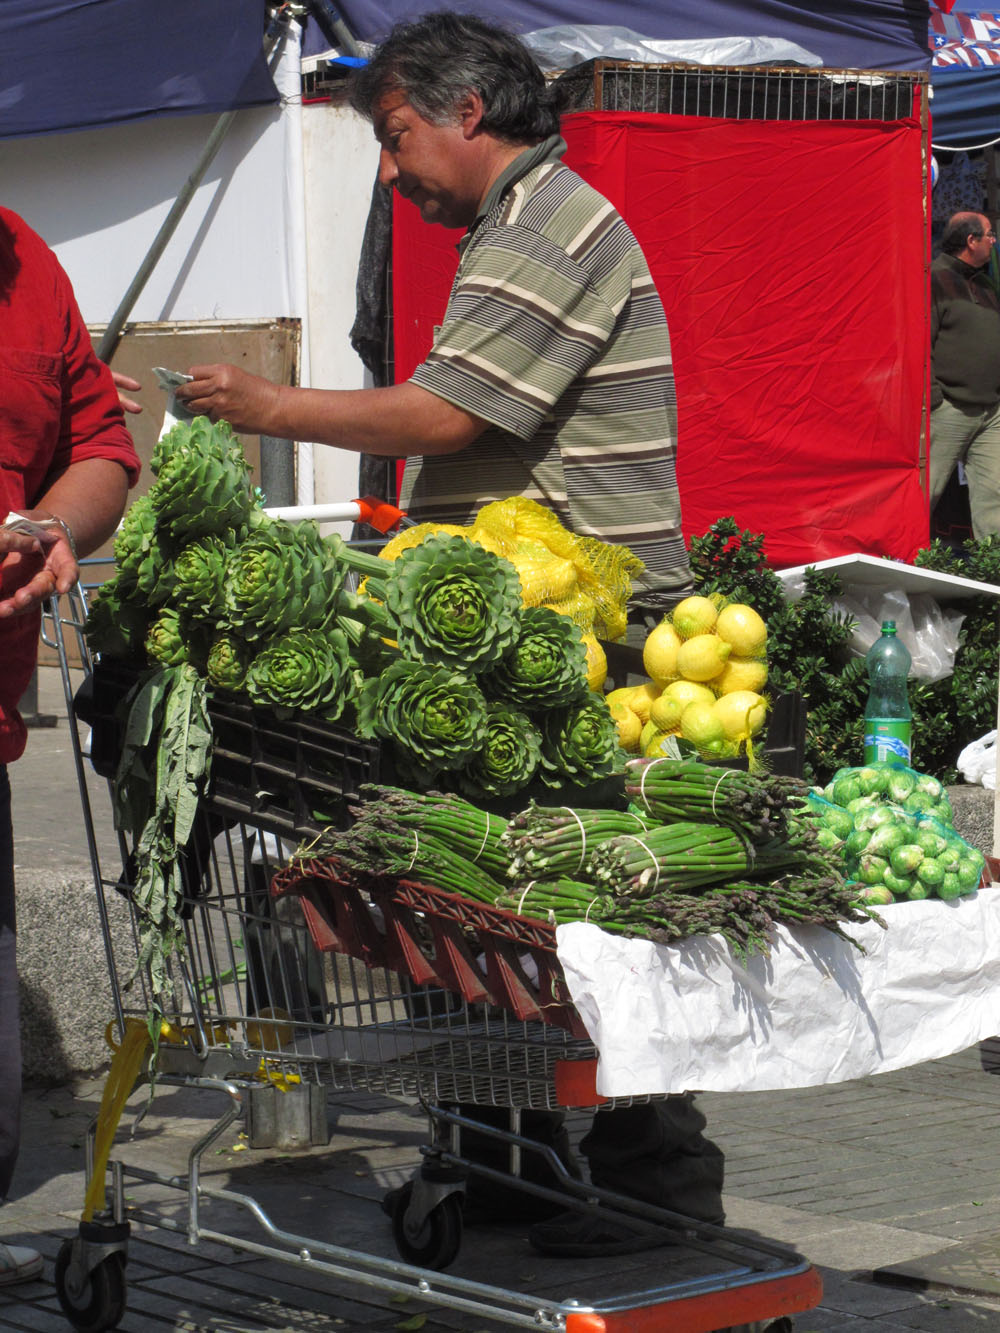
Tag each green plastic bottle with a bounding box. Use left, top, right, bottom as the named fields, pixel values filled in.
left=863, top=620, right=912, bottom=767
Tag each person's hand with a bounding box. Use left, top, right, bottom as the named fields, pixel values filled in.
left=176, top=364, right=281, bottom=434
left=111, top=371, right=142, bottom=415
left=0, top=524, right=77, bottom=619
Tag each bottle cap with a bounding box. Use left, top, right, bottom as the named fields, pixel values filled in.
left=881, top=621, right=897, bottom=633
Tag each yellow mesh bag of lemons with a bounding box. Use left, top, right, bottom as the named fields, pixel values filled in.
left=606, top=593, right=770, bottom=765
left=375, top=498, right=643, bottom=691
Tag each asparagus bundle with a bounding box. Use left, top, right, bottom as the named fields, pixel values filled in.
left=353, top=784, right=510, bottom=881
left=625, top=757, right=809, bottom=844
left=500, top=804, right=653, bottom=883
left=304, top=816, right=507, bottom=904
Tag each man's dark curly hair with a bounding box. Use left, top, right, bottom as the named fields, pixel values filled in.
left=349, top=11, right=559, bottom=144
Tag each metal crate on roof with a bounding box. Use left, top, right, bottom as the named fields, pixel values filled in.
left=555, top=59, right=928, bottom=121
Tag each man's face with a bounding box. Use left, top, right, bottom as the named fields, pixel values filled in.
left=374, top=91, right=479, bottom=230
left=966, top=215, right=997, bottom=268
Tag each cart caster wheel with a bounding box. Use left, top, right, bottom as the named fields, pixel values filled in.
left=55, top=1240, right=127, bottom=1333
left=391, top=1179, right=463, bottom=1270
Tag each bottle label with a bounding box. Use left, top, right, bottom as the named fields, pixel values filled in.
left=864, top=719, right=911, bottom=766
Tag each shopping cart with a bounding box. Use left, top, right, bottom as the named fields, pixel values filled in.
left=43, top=500, right=823, bottom=1333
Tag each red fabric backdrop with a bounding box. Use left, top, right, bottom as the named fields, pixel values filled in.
left=392, top=110, right=929, bottom=567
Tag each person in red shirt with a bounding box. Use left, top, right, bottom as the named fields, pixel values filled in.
left=0, top=207, right=140, bottom=1284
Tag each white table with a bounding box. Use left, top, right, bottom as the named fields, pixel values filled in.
left=556, top=888, right=1000, bottom=1097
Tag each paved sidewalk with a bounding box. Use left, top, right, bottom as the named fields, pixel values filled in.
left=5, top=667, right=1000, bottom=1332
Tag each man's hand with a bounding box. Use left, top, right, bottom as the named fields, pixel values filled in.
left=0, top=526, right=77, bottom=620
left=112, top=371, right=143, bottom=415
left=177, top=364, right=282, bottom=434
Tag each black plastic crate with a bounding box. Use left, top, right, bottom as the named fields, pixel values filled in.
left=208, top=695, right=381, bottom=837
left=78, top=659, right=381, bottom=839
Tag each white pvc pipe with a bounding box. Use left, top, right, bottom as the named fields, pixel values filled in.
left=262, top=502, right=362, bottom=523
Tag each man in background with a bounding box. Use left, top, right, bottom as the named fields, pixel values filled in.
left=928, top=211, right=1000, bottom=539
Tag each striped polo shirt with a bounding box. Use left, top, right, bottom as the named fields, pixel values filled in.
left=402, top=140, right=691, bottom=600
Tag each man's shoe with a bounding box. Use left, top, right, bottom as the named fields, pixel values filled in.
left=0, top=1244, right=43, bottom=1286
left=529, top=1207, right=724, bottom=1258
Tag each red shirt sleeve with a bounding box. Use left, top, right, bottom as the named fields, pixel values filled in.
left=50, top=257, right=141, bottom=489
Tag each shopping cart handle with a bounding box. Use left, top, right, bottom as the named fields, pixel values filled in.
left=354, top=497, right=408, bottom=534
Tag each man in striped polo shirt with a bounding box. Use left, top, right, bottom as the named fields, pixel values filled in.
left=179, top=10, right=720, bottom=1258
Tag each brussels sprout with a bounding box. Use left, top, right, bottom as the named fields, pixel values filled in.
left=883, top=868, right=914, bottom=898
left=938, top=873, right=963, bottom=901
left=855, top=804, right=896, bottom=833
left=854, top=883, right=894, bottom=906
left=915, top=773, right=944, bottom=801
left=858, top=854, right=889, bottom=886
left=822, top=782, right=837, bottom=804
left=885, top=767, right=917, bottom=803
left=890, top=843, right=924, bottom=876
left=906, top=881, right=933, bottom=901
left=822, top=806, right=854, bottom=841
left=845, top=829, right=871, bottom=858
left=866, top=824, right=907, bottom=859
left=847, top=795, right=879, bottom=816
left=857, top=765, right=889, bottom=796
left=816, top=828, right=843, bottom=851
left=958, top=857, right=985, bottom=891
left=917, top=857, right=944, bottom=888
left=915, top=828, right=948, bottom=857
left=904, top=791, right=936, bottom=816
left=932, top=798, right=954, bottom=824
left=833, top=777, right=862, bottom=806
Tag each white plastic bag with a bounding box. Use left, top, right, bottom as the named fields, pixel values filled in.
left=829, top=587, right=965, bottom=683
left=958, top=731, right=998, bottom=790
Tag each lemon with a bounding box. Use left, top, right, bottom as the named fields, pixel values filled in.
left=714, top=655, right=768, bottom=696
left=605, top=687, right=636, bottom=713
left=714, top=690, right=767, bottom=740
left=677, top=633, right=731, bottom=682
left=662, top=678, right=717, bottom=711
left=679, top=701, right=727, bottom=749
left=627, top=681, right=661, bottom=724
left=650, top=692, right=684, bottom=731
left=642, top=619, right=682, bottom=685
left=581, top=633, right=608, bottom=691
left=609, top=700, right=642, bottom=753
left=671, top=595, right=719, bottom=640
left=715, top=603, right=768, bottom=658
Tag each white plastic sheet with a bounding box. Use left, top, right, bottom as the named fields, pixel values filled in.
left=556, top=889, right=1000, bottom=1097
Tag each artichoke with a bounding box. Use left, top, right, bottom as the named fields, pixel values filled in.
left=381, top=534, right=522, bottom=674
left=356, top=658, right=488, bottom=787
left=482, top=606, right=590, bottom=711
left=245, top=627, right=358, bottom=721
left=222, top=520, right=345, bottom=642
left=84, top=576, right=151, bottom=661
left=151, top=415, right=234, bottom=475
left=172, top=534, right=232, bottom=624
left=113, top=494, right=177, bottom=606
left=454, top=703, right=542, bottom=799
left=149, top=416, right=252, bottom=543
left=206, top=632, right=252, bottom=693
left=538, top=696, right=621, bottom=788
left=145, top=607, right=190, bottom=667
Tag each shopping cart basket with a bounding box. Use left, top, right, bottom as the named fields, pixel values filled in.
left=43, top=500, right=823, bottom=1333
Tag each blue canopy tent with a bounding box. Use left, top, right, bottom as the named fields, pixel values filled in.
left=0, top=0, right=934, bottom=146
left=0, top=0, right=279, bottom=141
